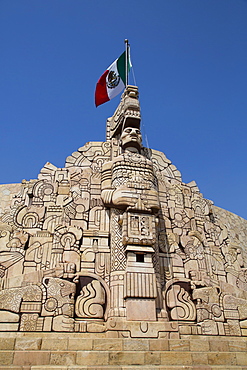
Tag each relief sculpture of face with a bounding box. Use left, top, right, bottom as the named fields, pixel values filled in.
left=120, top=127, right=142, bottom=151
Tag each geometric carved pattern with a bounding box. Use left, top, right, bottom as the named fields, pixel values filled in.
left=0, top=85, right=246, bottom=338
left=124, top=272, right=157, bottom=298
left=110, top=208, right=126, bottom=271
left=20, top=313, right=40, bottom=331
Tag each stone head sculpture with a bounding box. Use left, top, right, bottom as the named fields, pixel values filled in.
left=120, top=126, right=142, bottom=153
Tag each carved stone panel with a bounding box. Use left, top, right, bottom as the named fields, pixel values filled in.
left=0, top=86, right=246, bottom=337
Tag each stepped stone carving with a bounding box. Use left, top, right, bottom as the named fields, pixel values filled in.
left=0, top=85, right=246, bottom=337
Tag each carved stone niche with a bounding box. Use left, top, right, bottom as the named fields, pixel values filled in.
left=164, top=280, right=196, bottom=322
left=122, top=211, right=156, bottom=246
left=74, top=276, right=106, bottom=321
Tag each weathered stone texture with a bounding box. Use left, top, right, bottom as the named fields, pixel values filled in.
left=0, top=333, right=245, bottom=367
left=0, top=183, right=22, bottom=217
left=0, top=85, right=247, bottom=367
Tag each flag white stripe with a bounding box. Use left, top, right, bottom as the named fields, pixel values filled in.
left=106, top=60, right=125, bottom=100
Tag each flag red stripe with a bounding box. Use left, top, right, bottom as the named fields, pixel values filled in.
left=95, top=70, right=110, bottom=107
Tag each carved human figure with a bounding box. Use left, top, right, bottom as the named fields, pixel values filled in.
left=101, top=126, right=160, bottom=212
left=120, top=127, right=142, bottom=153
left=101, top=124, right=160, bottom=319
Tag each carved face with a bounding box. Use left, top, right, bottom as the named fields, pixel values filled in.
left=120, top=127, right=142, bottom=150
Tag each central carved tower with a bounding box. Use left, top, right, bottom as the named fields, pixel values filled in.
left=102, top=86, right=160, bottom=322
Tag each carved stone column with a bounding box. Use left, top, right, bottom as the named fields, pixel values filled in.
left=108, top=208, right=126, bottom=318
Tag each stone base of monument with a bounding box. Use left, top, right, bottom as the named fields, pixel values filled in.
left=126, top=299, right=156, bottom=321
left=0, top=332, right=246, bottom=368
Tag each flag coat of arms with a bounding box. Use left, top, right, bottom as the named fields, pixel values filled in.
left=95, top=51, right=131, bottom=107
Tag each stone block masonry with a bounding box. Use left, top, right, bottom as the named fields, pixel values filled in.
left=0, top=333, right=246, bottom=368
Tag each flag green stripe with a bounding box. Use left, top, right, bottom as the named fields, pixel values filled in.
left=117, top=52, right=126, bottom=85
left=117, top=51, right=131, bottom=86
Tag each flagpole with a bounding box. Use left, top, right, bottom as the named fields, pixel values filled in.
left=125, top=39, right=129, bottom=87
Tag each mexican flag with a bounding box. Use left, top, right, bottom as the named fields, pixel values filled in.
left=95, top=51, right=131, bottom=107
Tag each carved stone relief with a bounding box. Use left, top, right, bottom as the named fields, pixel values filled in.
left=75, top=279, right=105, bottom=319
left=0, top=86, right=246, bottom=337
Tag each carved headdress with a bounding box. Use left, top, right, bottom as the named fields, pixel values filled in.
left=106, top=85, right=141, bottom=141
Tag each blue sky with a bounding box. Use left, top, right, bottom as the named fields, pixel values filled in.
left=1, top=0, right=247, bottom=219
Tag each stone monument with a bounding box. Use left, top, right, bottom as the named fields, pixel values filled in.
left=0, top=85, right=247, bottom=339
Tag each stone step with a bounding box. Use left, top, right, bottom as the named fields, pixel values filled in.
left=0, top=350, right=247, bottom=368
left=0, top=366, right=246, bottom=370
left=1, top=336, right=247, bottom=352
left=0, top=335, right=246, bottom=368
left=30, top=366, right=247, bottom=370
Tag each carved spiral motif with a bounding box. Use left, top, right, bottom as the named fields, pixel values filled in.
left=75, top=280, right=105, bottom=319
left=22, top=213, right=39, bottom=228
left=60, top=232, right=76, bottom=249
left=33, top=180, right=54, bottom=200
left=211, top=304, right=222, bottom=318
left=166, top=284, right=196, bottom=321
left=44, top=297, right=58, bottom=312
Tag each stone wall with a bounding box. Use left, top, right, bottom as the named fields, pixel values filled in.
left=0, top=333, right=246, bottom=368
left=0, top=183, right=22, bottom=217
left=213, top=205, right=247, bottom=250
